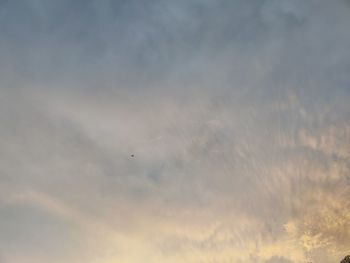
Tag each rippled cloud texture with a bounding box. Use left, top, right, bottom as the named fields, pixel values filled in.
left=1, top=0, right=350, bottom=263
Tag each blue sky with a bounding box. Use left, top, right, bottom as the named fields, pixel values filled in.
left=1, top=1, right=350, bottom=263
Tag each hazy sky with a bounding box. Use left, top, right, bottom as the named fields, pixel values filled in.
left=1, top=1, right=350, bottom=263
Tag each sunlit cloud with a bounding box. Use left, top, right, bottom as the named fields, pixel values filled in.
left=0, top=0, right=350, bottom=263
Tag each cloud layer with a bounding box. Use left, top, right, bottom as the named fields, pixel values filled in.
left=1, top=0, right=350, bottom=262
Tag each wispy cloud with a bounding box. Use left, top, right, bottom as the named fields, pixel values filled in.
left=1, top=0, right=350, bottom=262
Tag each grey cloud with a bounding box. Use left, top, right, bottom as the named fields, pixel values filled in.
left=265, top=256, right=294, bottom=263
left=1, top=0, right=350, bottom=262
left=1, top=0, right=335, bottom=85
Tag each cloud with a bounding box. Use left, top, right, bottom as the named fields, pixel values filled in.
left=265, top=256, right=295, bottom=263
left=0, top=0, right=350, bottom=262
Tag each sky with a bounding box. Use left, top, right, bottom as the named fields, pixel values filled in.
left=1, top=0, right=350, bottom=263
